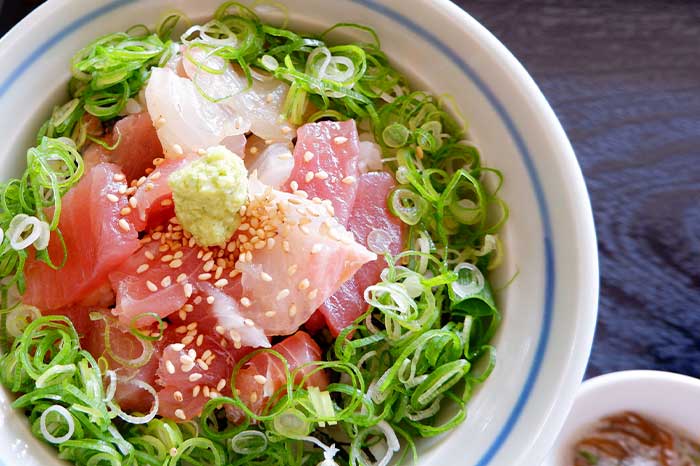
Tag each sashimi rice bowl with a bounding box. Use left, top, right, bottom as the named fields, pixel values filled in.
left=0, top=2, right=519, bottom=466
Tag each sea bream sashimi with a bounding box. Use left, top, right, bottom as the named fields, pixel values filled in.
left=145, top=67, right=248, bottom=158
left=283, top=120, right=361, bottom=225
left=235, top=180, right=376, bottom=335
left=318, top=171, right=406, bottom=335
left=182, top=47, right=294, bottom=142
left=23, top=163, right=140, bottom=310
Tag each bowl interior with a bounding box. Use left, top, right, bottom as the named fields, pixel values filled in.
left=0, top=1, right=598, bottom=465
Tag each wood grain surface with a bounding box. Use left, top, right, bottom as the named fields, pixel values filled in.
left=1, top=0, right=699, bottom=379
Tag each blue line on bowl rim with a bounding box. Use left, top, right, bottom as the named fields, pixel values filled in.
left=0, top=1, right=555, bottom=465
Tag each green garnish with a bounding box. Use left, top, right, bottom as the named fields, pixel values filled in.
left=578, top=450, right=599, bottom=465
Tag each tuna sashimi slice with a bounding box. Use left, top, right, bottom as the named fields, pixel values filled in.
left=318, top=172, right=406, bottom=336
left=83, top=112, right=163, bottom=182
left=236, top=181, right=376, bottom=336
left=23, top=163, right=140, bottom=310
left=283, top=120, right=361, bottom=225
left=229, top=331, right=328, bottom=422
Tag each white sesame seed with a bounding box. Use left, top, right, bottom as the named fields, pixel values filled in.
left=196, top=334, right=204, bottom=347
left=198, top=273, right=212, bottom=280
left=260, top=271, right=273, bottom=282
left=150, top=171, right=162, bottom=180
left=174, top=391, right=183, bottom=402
left=303, top=151, right=315, bottom=162
left=342, top=175, right=356, bottom=185
left=198, top=359, right=209, bottom=370
left=120, top=207, right=132, bottom=216
left=206, top=296, right=215, bottom=304
left=288, top=304, right=297, bottom=317
left=214, top=278, right=228, bottom=288
left=106, top=193, right=119, bottom=203
left=315, top=171, right=329, bottom=180
left=229, top=330, right=241, bottom=342
left=253, top=375, right=267, bottom=385
left=193, top=385, right=201, bottom=397
left=118, top=218, right=131, bottom=232
left=305, top=171, right=314, bottom=183
left=283, top=241, right=290, bottom=252
left=308, top=289, right=319, bottom=300
left=113, top=173, right=126, bottom=182
left=290, top=181, right=299, bottom=191
left=311, top=244, right=323, bottom=254
left=161, top=276, right=172, bottom=287
left=217, top=379, right=226, bottom=391
left=276, top=289, right=290, bottom=301
left=298, top=278, right=310, bottom=290
left=241, top=297, right=252, bottom=307
left=145, top=251, right=155, bottom=261
left=244, top=318, right=254, bottom=327
left=136, top=264, right=149, bottom=274
left=169, top=447, right=178, bottom=457
left=334, top=136, right=348, bottom=144
left=197, top=148, right=207, bottom=156
left=166, top=360, right=176, bottom=374
left=203, top=386, right=210, bottom=398
left=173, top=144, right=184, bottom=155
left=215, top=325, right=225, bottom=335
left=250, top=392, right=258, bottom=403
left=171, top=343, right=185, bottom=351
left=174, top=409, right=186, bottom=420
left=170, top=259, right=183, bottom=269
left=184, top=283, right=193, bottom=298
left=146, top=280, right=158, bottom=292
left=287, top=264, right=298, bottom=276
left=265, top=311, right=276, bottom=317
left=188, top=373, right=203, bottom=382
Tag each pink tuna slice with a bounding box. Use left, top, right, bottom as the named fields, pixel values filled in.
left=83, top=112, right=164, bottom=182
left=317, top=172, right=406, bottom=336
left=228, top=331, right=328, bottom=422
left=283, top=120, right=361, bottom=225
left=23, top=163, right=140, bottom=310
left=235, top=181, right=376, bottom=336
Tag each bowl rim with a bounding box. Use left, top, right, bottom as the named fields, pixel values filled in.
left=0, top=1, right=600, bottom=465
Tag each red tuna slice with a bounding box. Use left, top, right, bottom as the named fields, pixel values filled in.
left=81, top=310, right=161, bottom=413
left=230, top=331, right=328, bottom=422
left=128, top=155, right=195, bottom=231
left=109, top=240, right=201, bottom=327
left=23, top=163, right=140, bottom=311
left=83, top=112, right=163, bottom=182
left=236, top=182, right=376, bottom=336
left=283, top=120, right=360, bottom=225
left=155, top=295, right=258, bottom=421
left=318, top=172, right=406, bottom=336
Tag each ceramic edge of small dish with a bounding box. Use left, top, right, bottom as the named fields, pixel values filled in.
left=543, top=370, right=700, bottom=466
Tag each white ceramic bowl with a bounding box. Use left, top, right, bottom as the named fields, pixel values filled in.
left=543, top=370, right=700, bottom=465
left=0, top=1, right=598, bottom=465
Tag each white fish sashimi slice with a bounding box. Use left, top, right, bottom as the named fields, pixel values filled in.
left=245, top=142, right=294, bottom=188
left=145, top=67, right=249, bottom=158
left=182, top=48, right=295, bottom=142
left=199, top=282, right=270, bottom=349
left=236, top=180, right=376, bottom=336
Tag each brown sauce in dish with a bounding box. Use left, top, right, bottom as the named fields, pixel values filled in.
left=573, top=412, right=700, bottom=466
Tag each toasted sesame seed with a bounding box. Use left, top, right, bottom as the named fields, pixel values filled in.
left=260, top=271, right=273, bottom=282
left=265, top=311, right=276, bottom=317
left=342, top=175, right=356, bottom=184
left=161, top=276, right=172, bottom=287
left=249, top=146, right=259, bottom=154
left=120, top=207, right=132, bottom=216
left=193, top=385, right=201, bottom=397
left=188, top=373, right=203, bottom=382
left=214, top=266, right=223, bottom=279
left=315, top=171, right=329, bottom=180
left=298, top=278, right=310, bottom=290
left=118, top=219, right=131, bottom=232
left=214, top=278, right=228, bottom=288
left=276, top=289, right=290, bottom=301
left=182, top=335, right=194, bottom=345
left=196, top=334, right=204, bottom=347
left=334, top=136, right=348, bottom=144
left=161, top=198, right=173, bottom=206
left=288, top=304, right=297, bottom=317
left=174, top=409, right=186, bottom=420
left=183, top=283, right=193, bottom=297
left=303, top=151, right=315, bottom=162
left=308, top=289, right=319, bottom=300
left=311, top=244, right=323, bottom=254
left=305, top=171, right=314, bottom=183
left=146, top=280, right=158, bottom=292
left=250, top=392, right=258, bottom=403
left=136, top=264, right=149, bottom=274
left=106, top=193, right=119, bottom=203
left=166, top=360, right=176, bottom=374
left=254, top=375, right=267, bottom=385
left=145, top=182, right=154, bottom=191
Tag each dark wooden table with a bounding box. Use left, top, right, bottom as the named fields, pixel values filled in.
left=2, top=1, right=699, bottom=379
